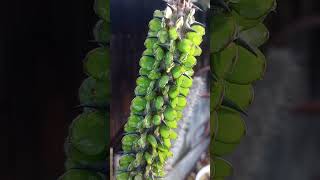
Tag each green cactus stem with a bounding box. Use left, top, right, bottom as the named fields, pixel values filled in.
left=117, top=0, right=206, bottom=179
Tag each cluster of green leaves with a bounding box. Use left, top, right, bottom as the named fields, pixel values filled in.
left=117, top=2, right=205, bottom=179
left=209, top=0, right=276, bottom=179
left=58, top=0, right=110, bottom=179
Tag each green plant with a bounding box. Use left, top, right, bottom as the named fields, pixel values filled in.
left=209, top=0, right=276, bottom=179
left=58, top=0, right=110, bottom=179
left=116, top=0, right=206, bottom=179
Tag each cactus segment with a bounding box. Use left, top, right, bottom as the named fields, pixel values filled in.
left=215, top=108, right=246, bottom=144
left=94, top=19, right=110, bottom=43
left=224, top=82, right=253, bottom=110
left=211, top=141, right=239, bottom=156
left=230, top=0, right=276, bottom=19
left=225, top=46, right=266, bottom=84
left=117, top=0, right=205, bottom=179
left=210, top=0, right=276, bottom=178
left=79, top=77, right=110, bottom=108
left=84, top=47, right=109, bottom=81
left=210, top=13, right=237, bottom=53
left=70, top=111, right=107, bottom=156
left=212, top=157, right=233, bottom=178
left=239, top=23, right=269, bottom=47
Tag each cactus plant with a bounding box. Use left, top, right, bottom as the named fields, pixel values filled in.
left=116, top=0, right=206, bottom=179
left=210, top=0, right=276, bottom=179
left=58, top=0, right=110, bottom=179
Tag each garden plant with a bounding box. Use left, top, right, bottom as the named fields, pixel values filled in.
left=116, top=0, right=206, bottom=179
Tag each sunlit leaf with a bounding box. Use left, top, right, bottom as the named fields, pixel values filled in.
left=212, top=141, right=239, bottom=156
left=70, top=111, right=107, bottom=155
left=230, top=0, right=276, bottom=19
left=84, top=47, right=110, bottom=81
left=215, top=107, right=246, bottom=143
left=226, top=45, right=266, bottom=85
left=65, top=142, right=106, bottom=167
left=240, top=23, right=269, bottom=47
left=210, top=13, right=237, bottom=53
left=225, top=81, right=254, bottom=110
left=79, top=77, right=109, bottom=106
left=213, top=157, right=233, bottom=178
left=211, top=43, right=238, bottom=79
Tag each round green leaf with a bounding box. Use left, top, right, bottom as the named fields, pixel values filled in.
left=212, top=140, right=239, bottom=156
left=216, top=108, right=246, bottom=143
left=210, top=80, right=225, bottom=110
left=84, top=47, right=109, bottom=80
left=231, top=0, right=276, bottom=19
left=226, top=45, right=266, bottom=85
left=94, top=0, right=110, bottom=22
left=119, top=155, right=135, bottom=168
left=211, top=43, right=238, bottom=79
left=239, top=23, right=269, bottom=47
left=116, top=173, right=129, bottom=180
left=66, top=143, right=106, bottom=166
left=79, top=77, right=109, bottom=106
left=210, top=13, right=237, bottom=53
left=213, top=157, right=233, bottom=178
left=70, top=111, right=107, bottom=155
left=225, top=81, right=254, bottom=110
left=93, top=20, right=110, bottom=43
left=231, top=10, right=265, bottom=31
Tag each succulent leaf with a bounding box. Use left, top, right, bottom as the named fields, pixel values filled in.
left=215, top=107, right=246, bottom=143
left=70, top=111, right=107, bottom=155
left=84, top=47, right=109, bottom=81
left=210, top=13, right=237, bottom=53
left=239, top=23, right=269, bottom=47
left=61, top=0, right=109, bottom=178
left=213, top=157, right=233, bottom=178
left=225, top=45, right=266, bottom=84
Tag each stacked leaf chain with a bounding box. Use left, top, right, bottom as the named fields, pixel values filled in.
left=210, top=0, right=276, bottom=179
left=116, top=0, right=206, bottom=179
left=58, top=0, right=110, bottom=179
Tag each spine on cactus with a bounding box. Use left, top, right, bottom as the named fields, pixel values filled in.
left=209, top=0, right=276, bottom=179
left=116, top=0, right=205, bottom=179
left=58, top=0, right=110, bottom=179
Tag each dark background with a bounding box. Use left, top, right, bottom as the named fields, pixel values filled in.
left=2, top=0, right=320, bottom=179
left=2, top=0, right=98, bottom=179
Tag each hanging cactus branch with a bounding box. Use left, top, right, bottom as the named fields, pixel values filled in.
left=210, top=0, right=276, bottom=179
left=116, top=0, right=206, bottom=179
left=58, top=0, right=110, bottom=179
